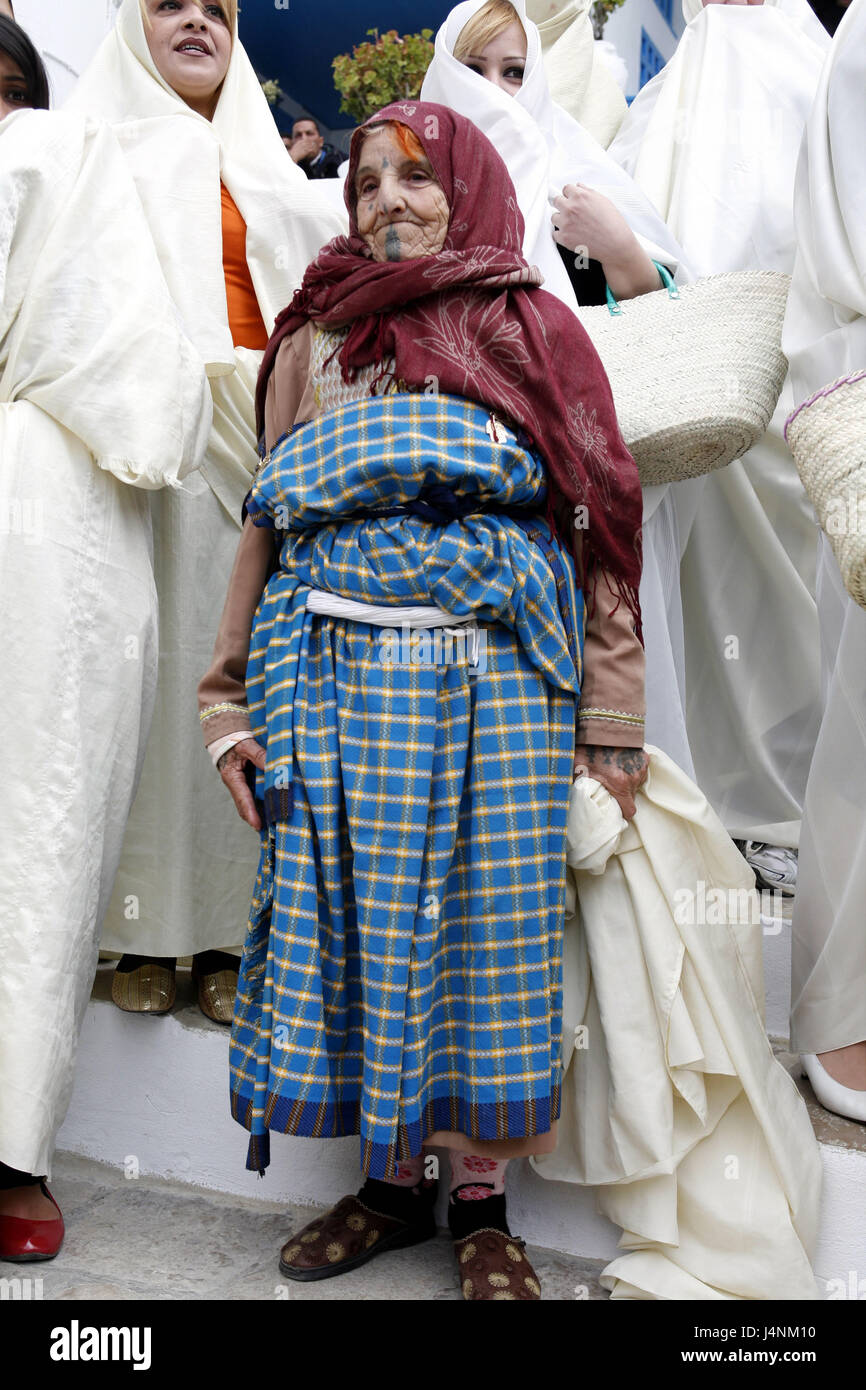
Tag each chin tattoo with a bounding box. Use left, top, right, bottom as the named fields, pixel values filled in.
left=384, top=226, right=403, bottom=261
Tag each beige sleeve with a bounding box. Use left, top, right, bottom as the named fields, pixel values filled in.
left=577, top=569, right=646, bottom=748
left=198, top=325, right=319, bottom=746
left=264, top=321, right=318, bottom=447
left=197, top=518, right=274, bottom=743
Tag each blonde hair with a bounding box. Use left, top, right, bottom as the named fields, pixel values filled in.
left=453, top=1, right=523, bottom=63
left=139, top=0, right=238, bottom=35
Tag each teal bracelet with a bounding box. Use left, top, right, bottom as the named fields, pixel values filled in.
left=604, top=259, right=680, bottom=316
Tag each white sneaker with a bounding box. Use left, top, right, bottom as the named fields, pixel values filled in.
left=801, top=1053, right=866, bottom=1123
left=741, top=841, right=798, bottom=897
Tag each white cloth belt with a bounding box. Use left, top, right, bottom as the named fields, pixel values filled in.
left=304, top=589, right=476, bottom=630
left=209, top=594, right=483, bottom=765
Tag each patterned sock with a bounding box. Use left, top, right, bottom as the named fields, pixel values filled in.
left=448, top=1151, right=508, bottom=1197
left=383, top=1154, right=426, bottom=1188
left=357, top=1154, right=435, bottom=1226
left=447, top=1153, right=511, bottom=1239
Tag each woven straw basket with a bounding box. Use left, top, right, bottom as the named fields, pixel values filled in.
left=577, top=269, right=791, bottom=487
left=785, top=370, right=866, bottom=610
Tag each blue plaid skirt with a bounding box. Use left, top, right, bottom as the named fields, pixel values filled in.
left=230, top=395, right=583, bottom=1178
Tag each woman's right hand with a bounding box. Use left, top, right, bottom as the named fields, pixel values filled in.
left=217, top=738, right=267, bottom=831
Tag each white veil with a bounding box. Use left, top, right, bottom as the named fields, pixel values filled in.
left=682, top=0, right=828, bottom=41
left=608, top=0, right=829, bottom=277
left=783, top=0, right=866, bottom=399
left=526, top=0, right=626, bottom=148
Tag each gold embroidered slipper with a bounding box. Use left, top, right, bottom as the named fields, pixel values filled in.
left=279, top=1194, right=436, bottom=1283
left=454, top=1228, right=542, bottom=1300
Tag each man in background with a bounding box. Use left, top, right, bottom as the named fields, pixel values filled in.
left=284, top=115, right=342, bottom=178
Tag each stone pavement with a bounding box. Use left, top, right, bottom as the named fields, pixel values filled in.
left=0, top=1153, right=608, bottom=1302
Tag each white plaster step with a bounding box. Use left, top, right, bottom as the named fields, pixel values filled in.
left=56, top=964, right=865, bottom=1296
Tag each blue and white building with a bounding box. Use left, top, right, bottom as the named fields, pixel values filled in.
left=604, top=0, right=686, bottom=101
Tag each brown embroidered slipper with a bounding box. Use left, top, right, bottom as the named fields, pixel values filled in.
left=453, top=1228, right=542, bottom=1300
left=191, top=951, right=238, bottom=1025
left=111, top=956, right=176, bottom=1015
left=279, top=1194, right=436, bottom=1283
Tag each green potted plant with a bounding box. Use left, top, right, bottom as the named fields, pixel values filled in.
left=332, top=28, right=435, bottom=125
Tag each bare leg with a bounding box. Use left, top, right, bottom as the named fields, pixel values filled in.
left=0, top=1164, right=56, bottom=1219
left=817, top=1041, right=866, bottom=1090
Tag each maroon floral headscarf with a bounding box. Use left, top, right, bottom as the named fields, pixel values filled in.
left=257, top=101, right=643, bottom=631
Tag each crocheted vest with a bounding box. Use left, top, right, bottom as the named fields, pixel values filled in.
left=310, top=325, right=400, bottom=413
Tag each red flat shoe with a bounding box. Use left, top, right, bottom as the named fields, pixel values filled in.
left=0, top=1184, right=64, bottom=1262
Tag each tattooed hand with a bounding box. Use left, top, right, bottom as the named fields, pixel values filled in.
left=217, top=738, right=267, bottom=831
left=573, top=744, right=649, bottom=822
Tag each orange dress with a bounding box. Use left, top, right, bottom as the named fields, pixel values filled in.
left=220, top=182, right=268, bottom=351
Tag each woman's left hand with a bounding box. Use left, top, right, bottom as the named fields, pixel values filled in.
left=551, top=184, right=662, bottom=300
left=573, top=744, right=650, bottom=822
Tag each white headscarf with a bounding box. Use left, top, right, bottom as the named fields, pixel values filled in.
left=526, top=0, right=626, bottom=148
left=783, top=0, right=866, bottom=402
left=66, top=0, right=346, bottom=376
left=421, top=0, right=685, bottom=310
left=0, top=108, right=210, bottom=487
left=607, top=0, right=829, bottom=277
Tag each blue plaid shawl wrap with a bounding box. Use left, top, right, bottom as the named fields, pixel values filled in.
left=233, top=392, right=584, bottom=1176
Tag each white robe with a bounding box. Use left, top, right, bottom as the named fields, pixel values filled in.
left=422, top=0, right=696, bottom=773
left=790, top=538, right=866, bottom=1053
left=782, top=0, right=866, bottom=1053
left=67, top=0, right=347, bottom=958
left=608, top=1, right=829, bottom=845
left=534, top=752, right=821, bottom=1299
left=526, top=0, right=627, bottom=149
left=0, top=109, right=211, bottom=1175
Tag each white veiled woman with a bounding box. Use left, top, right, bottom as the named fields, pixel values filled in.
left=67, top=0, right=345, bottom=1022
left=782, top=0, right=866, bottom=1118
left=0, top=92, right=210, bottom=1245
left=422, top=0, right=699, bottom=778
left=609, top=0, right=830, bottom=875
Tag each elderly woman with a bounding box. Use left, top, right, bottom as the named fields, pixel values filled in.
left=69, top=0, right=343, bottom=1022
left=199, top=102, right=647, bottom=1301
left=0, top=19, right=210, bottom=1256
